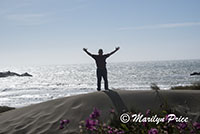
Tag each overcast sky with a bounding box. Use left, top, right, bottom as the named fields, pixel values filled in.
left=0, top=0, right=200, bottom=65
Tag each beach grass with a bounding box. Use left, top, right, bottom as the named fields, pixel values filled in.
left=0, top=106, right=15, bottom=113
left=150, top=82, right=200, bottom=90
left=171, top=82, right=200, bottom=90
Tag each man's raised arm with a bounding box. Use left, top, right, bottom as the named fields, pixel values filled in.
left=83, top=48, right=93, bottom=57
left=107, top=47, right=120, bottom=57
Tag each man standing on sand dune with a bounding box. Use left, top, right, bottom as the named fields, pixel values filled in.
left=83, top=47, right=120, bottom=91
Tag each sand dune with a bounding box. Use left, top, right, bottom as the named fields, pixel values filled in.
left=0, top=90, right=200, bottom=134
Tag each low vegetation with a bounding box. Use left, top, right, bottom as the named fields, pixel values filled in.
left=171, top=82, right=200, bottom=90
left=150, top=82, right=200, bottom=90
left=0, top=106, right=15, bottom=113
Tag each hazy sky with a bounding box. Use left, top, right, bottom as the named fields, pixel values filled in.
left=0, top=0, right=200, bottom=65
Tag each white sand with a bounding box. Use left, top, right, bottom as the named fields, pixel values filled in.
left=0, top=90, right=200, bottom=134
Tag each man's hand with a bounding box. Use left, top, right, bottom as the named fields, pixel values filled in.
left=115, top=47, right=120, bottom=51
left=83, top=48, right=93, bottom=57
left=108, top=47, right=120, bottom=56
left=83, top=48, right=87, bottom=52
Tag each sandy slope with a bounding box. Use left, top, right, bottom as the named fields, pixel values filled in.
left=0, top=90, right=200, bottom=134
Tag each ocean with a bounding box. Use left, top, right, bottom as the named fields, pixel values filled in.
left=0, top=59, right=200, bottom=107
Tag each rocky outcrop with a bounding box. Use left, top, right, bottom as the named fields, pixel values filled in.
left=190, top=72, right=200, bottom=76
left=0, top=71, right=32, bottom=78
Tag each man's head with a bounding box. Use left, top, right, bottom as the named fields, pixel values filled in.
left=98, top=49, right=103, bottom=55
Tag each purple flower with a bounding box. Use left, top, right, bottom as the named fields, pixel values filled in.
left=177, top=122, right=187, bottom=130
left=93, top=119, right=99, bottom=126
left=59, top=125, right=64, bottom=129
left=63, top=119, right=70, bottom=124
left=113, top=129, right=118, bottom=133
left=107, top=126, right=113, bottom=130
left=85, top=118, right=98, bottom=130
left=60, top=120, right=65, bottom=125
left=108, top=130, right=113, bottom=134
left=59, top=119, right=70, bottom=129
left=146, top=109, right=151, bottom=116
left=193, top=122, right=200, bottom=130
left=85, top=119, right=93, bottom=128
left=117, top=131, right=125, bottom=134
left=148, top=128, right=158, bottom=134
left=89, top=126, right=97, bottom=131
left=90, top=107, right=100, bottom=119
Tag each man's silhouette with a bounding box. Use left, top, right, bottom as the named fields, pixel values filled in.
left=83, top=47, right=120, bottom=91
